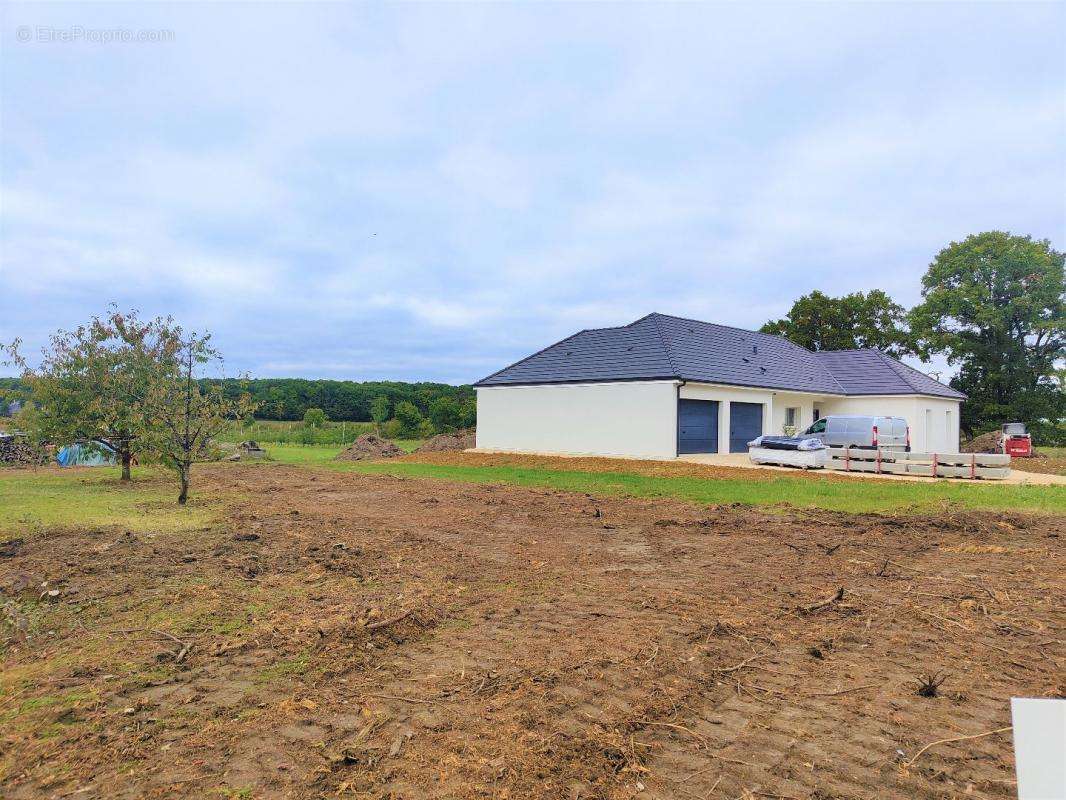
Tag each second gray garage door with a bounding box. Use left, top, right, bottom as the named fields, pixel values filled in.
left=729, top=402, right=763, bottom=453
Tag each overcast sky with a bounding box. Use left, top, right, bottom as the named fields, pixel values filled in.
left=2, top=2, right=1063, bottom=384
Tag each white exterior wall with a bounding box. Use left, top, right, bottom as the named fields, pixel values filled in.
left=476, top=380, right=962, bottom=460
left=819, top=395, right=961, bottom=452
left=769, top=393, right=820, bottom=435
left=475, top=381, right=679, bottom=459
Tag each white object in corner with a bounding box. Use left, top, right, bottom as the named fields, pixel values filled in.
left=1011, top=697, right=1066, bottom=799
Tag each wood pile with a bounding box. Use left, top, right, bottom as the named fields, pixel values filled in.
left=0, top=434, right=48, bottom=466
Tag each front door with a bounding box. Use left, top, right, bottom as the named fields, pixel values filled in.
left=677, top=399, right=718, bottom=454
left=729, top=402, right=763, bottom=453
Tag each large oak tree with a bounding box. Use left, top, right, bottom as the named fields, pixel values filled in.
left=909, top=231, right=1064, bottom=435
left=760, top=289, right=913, bottom=359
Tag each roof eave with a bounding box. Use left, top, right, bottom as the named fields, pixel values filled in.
left=474, top=375, right=682, bottom=388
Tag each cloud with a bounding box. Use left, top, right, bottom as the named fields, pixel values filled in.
left=1, top=2, right=1063, bottom=382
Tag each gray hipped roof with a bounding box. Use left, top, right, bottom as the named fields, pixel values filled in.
left=475, top=313, right=965, bottom=399
left=813, top=349, right=966, bottom=398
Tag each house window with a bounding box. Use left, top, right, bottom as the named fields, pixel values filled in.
left=785, top=407, right=799, bottom=427
left=813, top=408, right=820, bottom=421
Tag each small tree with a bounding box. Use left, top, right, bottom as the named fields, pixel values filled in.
left=428, top=396, right=462, bottom=432
left=303, top=407, right=327, bottom=428
left=145, top=332, right=255, bottom=505
left=459, top=399, right=477, bottom=430
left=393, top=401, right=423, bottom=439
left=2, top=310, right=181, bottom=481
left=370, top=395, right=390, bottom=434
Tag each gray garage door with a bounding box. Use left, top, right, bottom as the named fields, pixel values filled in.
left=678, top=399, right=718, bottom=454
left=729, top=402, right=763, bottom=453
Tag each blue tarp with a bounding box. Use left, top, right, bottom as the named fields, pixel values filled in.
left=56, top=442, right=117, bottom=467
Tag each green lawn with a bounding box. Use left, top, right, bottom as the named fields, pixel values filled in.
left=264, top=444, right=1066, bottom=515
left=0, top=468, right=221, bottom=536
left=264, top=441, right=421, bottom=465
left=3, top=445, right=1058, bottom=539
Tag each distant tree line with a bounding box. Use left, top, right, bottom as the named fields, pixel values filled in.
left=4, top=374, right=477, bottom=430
left=762, top=231, right=1064, bottom=443
left=210, top=378, right=474, bottom=424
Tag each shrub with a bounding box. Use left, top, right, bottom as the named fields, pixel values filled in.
left=394, top=401, right=423, bottom=438
left=428, top=397, right=462, bottom=432
left=459, top=399, right=477, bottom=429
left=303, top=408, right=327, bottom=428
left=1030, top=419, right=1066, bottom=447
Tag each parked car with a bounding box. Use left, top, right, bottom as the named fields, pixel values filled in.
left=801, top=415, right=909, bottom=450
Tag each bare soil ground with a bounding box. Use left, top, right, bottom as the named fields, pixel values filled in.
left=1012, top=456, right=1066, bottom=477
left=1, top=464, right=1063, bottom=800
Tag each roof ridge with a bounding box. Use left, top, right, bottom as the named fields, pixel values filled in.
left=649, top=313, right=681, bottom=376
left=474, top=328, right=589, bottom=386
left=649, top=311, right=816, bottom=345
left=875, top=350, right=960, bottom=395
left=816, top=348, right=965, bottom=399
left=650, top=312, right=847, bottom=394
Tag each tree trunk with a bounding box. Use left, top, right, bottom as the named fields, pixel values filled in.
left=120, top=449, right=132, bottom=482
left=177, top=464, right=190, bottom=505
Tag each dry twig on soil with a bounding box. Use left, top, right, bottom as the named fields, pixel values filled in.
left=904, top=726, right=1013, bottom=767
left=798, top=587, right=845, bottom=614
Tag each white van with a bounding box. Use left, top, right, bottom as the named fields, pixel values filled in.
left=802, top=415, right=909, bottom=450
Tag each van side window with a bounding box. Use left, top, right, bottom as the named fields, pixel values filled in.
left=808, top=419, right=826, bottom=434
left=845, top=418, right=867, bottom=434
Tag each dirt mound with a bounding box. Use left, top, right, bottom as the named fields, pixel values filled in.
left=414, top=429, right=475, bottom=453
left=334, top=433, right=404, bottom=461
left=961, top=430, right=1000, bottom=453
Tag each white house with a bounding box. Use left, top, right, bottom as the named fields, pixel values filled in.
left=474, top=313, right=964, bottom=460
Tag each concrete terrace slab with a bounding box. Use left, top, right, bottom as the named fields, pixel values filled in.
left=678, top=452, right=1066, bottom=485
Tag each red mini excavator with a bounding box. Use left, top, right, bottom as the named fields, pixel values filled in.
left=999, top=422, right=1033, bottom=458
